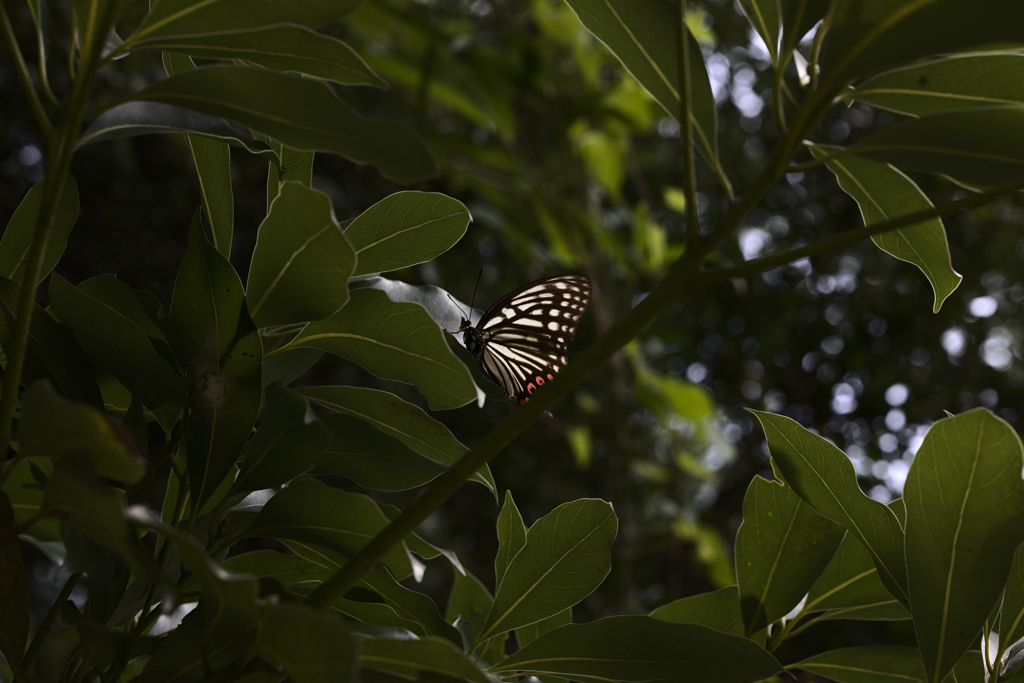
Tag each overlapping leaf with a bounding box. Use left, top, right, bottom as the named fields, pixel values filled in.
left=168, top=212, right=261, bottom=511
left=246, top=182, right=355, bottom=328
left=290, top=288, right=477, bottom=410
left=735, top=476, right=842, bottom=635
left=257, top=602, right=356, bottom=683
left=301, top=386, right=495, bottom=493
left=904, top=409, right=1024, bottom=682
left=360, top=637, right=494, bottom=683
left=128, top=66, right=435, bottom=183
left=492, top=616, right=782, bottom=683
left=750, top=411, right=909, bottom=606
left=793, top=645, right=925, bottom=683
left=494, top=490, right=526, bottom=588
left=804, top=532, right=910, bottom=622
left=649, top=586, right=745, bottom=636
left=480, top=499, right=616, bottom=641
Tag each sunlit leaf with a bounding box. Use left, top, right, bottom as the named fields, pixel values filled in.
left=810, top=144, right=961, bottom=313
left=792, top=645, right=925, bottom=683
left=805, top=532, right=910, bottom=622
left=904, top=408, right=1024, bottom=682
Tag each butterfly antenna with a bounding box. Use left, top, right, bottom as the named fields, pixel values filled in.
left=445, top=292, right=469, bottom=334
left=468, top=268, right=483, bottom=313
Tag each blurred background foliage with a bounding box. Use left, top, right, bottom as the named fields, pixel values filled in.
left=3, top=0, right=1022, bottom=664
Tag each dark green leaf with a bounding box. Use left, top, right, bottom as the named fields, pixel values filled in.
left=301, top=386, right=494, bottom=494
left=290, top=288, right=477, bottom=410
left=246, top=183, right=355, bottom=328
left=313, top=413, right=448, bottom=491
left=345, top=192, right=470, bottom=276
left=809, top=144, right=960, bottom=313
left=649, top=587, right=745, bottom=636
left=492, top=616, right=782, bottom=683
left=446, top=570, right=493, bottom=648
left=164, top=53, right=235, bottom=258
left=851, top=53, right=1024, bottom=117
left=223, top=549, right=329, bottom=587
left=76, top=274, right=166, bottom=341
left=735, top=476, right=842, bottom=635
left=517, top=609, right=571, bottom=648
left=267, top=145, right=316, bottom=203
left=169, top=211, right=261, bottom=511
left=904, top=408, right=1024, bottom=683
left=246, top=479, right=414, bottom=578
left=360, top=637, right=493, bottom=683
left=0, top=492, right=29, bottom=678
left=134, top=604, right=257, bottom=681
left=0, top=277, right=102, bottom=408
left=42, top=459, right=156, bottom=580
left=563, top=0, right=730, bottom=196
left=78, top=101, right=278, bottom=160
left=20, top=380, right=145, bottom=483
left=793, top=645, right=925, bottom=683
left=127, top=0, right=366, bottom=46
left=999, top=546, right=1024, bottom=661
left=257, top=602, right=356, bottom=683
left=234, top=385, right=331, bottom=493
left=129, top=66, right=436, bottom=183
left=848, top=106, right=1024, bottom=188
left=738, top=0, right=779, bottom=63
left=750, top=410, right=909, bottom=606
left=145, top=25, right=386, bottom=88
left=480, top=499, right=617, bottom=642
left=48, top=274, right=182, bottom=430
left=805, top=532, right=910, bottom=622
left=820, top=0, right=1024, bottom=90
left=261, top=347, right=323, bottom=391
left=0, top=175, right=78, bottom=287
left=494, top=490, right=526, bottom=588
left=4, top=457, right=60, bottom=541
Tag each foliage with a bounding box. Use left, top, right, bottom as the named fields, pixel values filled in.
left=2, top=0, right=1024, bottom=682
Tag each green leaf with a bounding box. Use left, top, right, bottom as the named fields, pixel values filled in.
left=169, top=211, right=261, bottom=511
left=0, top=175, right=79, bottom=287
left=20, top=380, right=145, bottom=483
left=290, top=541, right=461, bottom=644
left=164, top=53, right=235, bottom=259
left=848, top=106, right=1024, bottom=188
left=446, top=570, right=494, bottom=650
left=735, top=476, right=843, bottom=636
left=851, top=53, right=1024, bottom=117
left=904, top=408, right=1024, bottom=683
left=4, top=457, right=60, bottom=541
left=819, top=0, right=1024, bottom=90
left=494, top=490, right=526, bottom=588
left=792, top=645, right=925, bottom=683
left=129, top=65, right=436, bottom=184
left=291, top=288, right=477, bottom=410
left=144, top=25, right=386, bottom=88
left=749, top=410, right=909, bottom=606
left=48, top=273, right=182, bottom=430
left=480, top=499, right=617, bottom=642
left=562, top=0, right=730, bottom=197
left=261, top=347, right=323, bottom=391
left=223, top=549, right=329, bottom=587
left=127, top=0, right=366, bottom=46
left=809, top=144, right=961, bottom=313
left=0, top=277, right=102, bottom=408
left=257, top=602, right=356, bottom=683
left=301, top=386, right=495, bottom=494
left=0, top=492, right=29, bottom=678
left=76, top=274, right=166, bottom=341
left=42, top=459, right=156, bottom=579
left=246, top=479, right=414, bottom=578
left=267, top=145, right=316, bottom=204
left=492, top=616, right=782, bottom=683
left=361, top=637, right=495, bottom=683
left=517, top=609, right=571, bottom=648
left=78, top=101, right=278, bottom=160
left=345, top=192, right=470, bottom=277
left=805, top=532, right=910, bottom=622
left=649, top=586, right=745, bottom=636
left=246, top=183, right=355, bottom=328
left=134, top=604, right=257, bottom=680
left=234, top=385, right=331, bottom=493
left=313, top=413, right=448, bottom=491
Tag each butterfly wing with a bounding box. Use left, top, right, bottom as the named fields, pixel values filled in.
left=471, top=274, right=591, bottom=404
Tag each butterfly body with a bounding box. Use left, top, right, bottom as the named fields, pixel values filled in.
left=459, top=274, right=591, bottom=404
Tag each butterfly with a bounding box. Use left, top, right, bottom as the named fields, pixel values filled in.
left=458, top=274, right=592, bottom=404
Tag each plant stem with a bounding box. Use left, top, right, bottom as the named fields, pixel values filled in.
left=0, top=2, right=53, bottom=135
left=675, top=2, right=701, bottom=246
left=24, top=572, right=82, bottom=671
